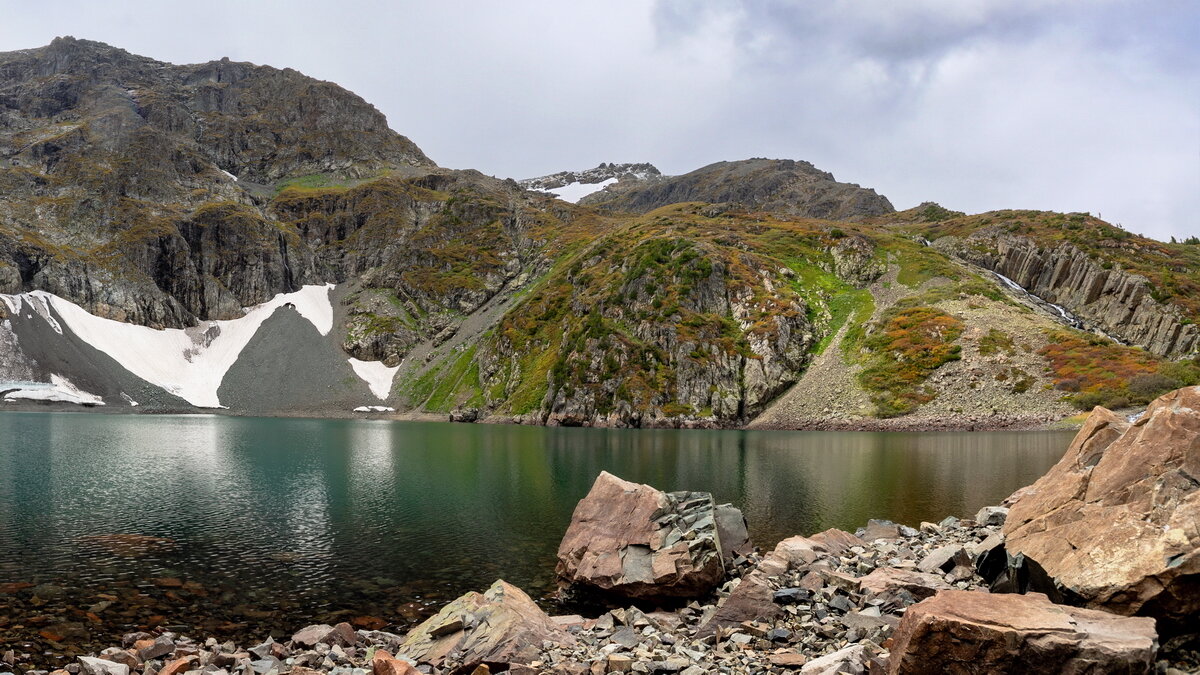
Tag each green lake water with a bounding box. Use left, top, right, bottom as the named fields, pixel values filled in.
left=0, top=412, right=1074, bottom=651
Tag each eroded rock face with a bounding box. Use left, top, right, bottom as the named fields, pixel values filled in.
left=938, top=231, right=1198, bottom=357
left=396, top=580, right=573, bottom=674
left=1004, top=387, right=1200, bottom=632
left=556, top=472, right=747, bottom=603
left=887, top=590, right=1158, bottom=674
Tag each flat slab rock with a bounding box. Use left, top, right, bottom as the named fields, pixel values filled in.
left=1004, top=387, right=1200, bottom=631
left=397, top=579, right=574, bottom=673
left=556, top=471, right=749, bottom=602
left=887, top=590, right=1158, bottom=674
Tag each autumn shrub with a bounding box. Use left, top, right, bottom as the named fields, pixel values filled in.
left=857, top=306, right=964, bottom=417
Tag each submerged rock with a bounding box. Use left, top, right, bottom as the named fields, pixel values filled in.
left=556, top=472, right=747, bottom=603
left=887, top=590, right=1158, bottom=674
left=1004, top=388, right=1200, bottom=632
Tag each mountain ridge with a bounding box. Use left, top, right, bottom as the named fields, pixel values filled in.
left=1, top=39, right=1197, bottom=428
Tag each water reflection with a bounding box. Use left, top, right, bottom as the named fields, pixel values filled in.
left=0, top=412, right=1073, bottom=644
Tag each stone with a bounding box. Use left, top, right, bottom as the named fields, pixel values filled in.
left=97, top=649, right=136, bottom=670
left=800, top=644, right=875, bottom=674
left=768, top=653, right=807, bottom=667
left=974, top=506, right=1008, bottom=527
left=807, top=529, right=866, bottom=555
left=370, top=651, right=419, bottom=675
left=77, top=658, right=128, bottom=675
left=1004, top=390, right=1200, bottom=632
left=137, top=636, right=175, bottom=661
left=556, top=472, right=735, bottom=602
left=857, top=567, right=949, bottom=600
left=916, top=545, right=970, bottom=574
left=887, top=590, right=1158, bottom=674
left=605, top=654, right=633, bottom=673
left=697, top=570, right=783, bottom=637
left=154, top=657, right=195, bottom=675
left=713, top=503, right=752, bottom=562
left=859, top=520, right=904, bottom=541
left=397, top=580, right=574, bottom=671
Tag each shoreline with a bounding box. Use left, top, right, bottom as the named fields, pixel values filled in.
left=0, top=401, right=1089, bottom=432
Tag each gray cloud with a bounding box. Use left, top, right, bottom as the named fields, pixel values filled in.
left=1, top=0, right=1196, bottom=240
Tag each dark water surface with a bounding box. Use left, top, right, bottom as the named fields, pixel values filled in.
left=0, top=412, right=1073, bottom=657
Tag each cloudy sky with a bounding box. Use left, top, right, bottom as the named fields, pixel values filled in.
left=3, top=0, right=1198, bottom=240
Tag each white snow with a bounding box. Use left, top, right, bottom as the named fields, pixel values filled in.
left=347, top=358, right=400, bottom=400
left=7, top=293, right=63, bottom=334
left=220, top=169, right=238, bottom=182
left=353, top=405, right=395, bottom=413
left=3, top=284, right=336, bottom=408
left=549, top=178, right=617, bottom=204
left=2, top=375, right=105, bottom=406
left=121, top=392, right=140, bottom=407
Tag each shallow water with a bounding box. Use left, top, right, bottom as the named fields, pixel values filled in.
left=0, top=412, right=1073, bottom=655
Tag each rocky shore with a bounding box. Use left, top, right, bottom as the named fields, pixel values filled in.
left=4, top=387, right=1199, bottom=674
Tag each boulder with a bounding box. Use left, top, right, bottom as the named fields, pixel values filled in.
left=887, top=590, right=1158, bottom=674
left=695, top=571, right=781, bottom=637
left=1004, top=389, right=1200, bottom=632
left=397, top=580, right=574, bottom=673
left=557, top=472, right=747, bottom=602
left=808, top=528, right=866, bottom=555
left=77, top=657, right=129, bottom=675
left=857, top=567, right=949, bottom=600
left=800, top=644, right=877, bottom=674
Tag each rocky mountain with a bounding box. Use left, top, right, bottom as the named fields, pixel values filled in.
left=579, top=158, right=895, bottom=220
left=2, top=39, right=1197, bottom=427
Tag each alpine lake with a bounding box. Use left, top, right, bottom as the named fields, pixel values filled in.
left=0, top=412, right=1074, bottom=659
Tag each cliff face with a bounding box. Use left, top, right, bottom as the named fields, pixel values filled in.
left=937, top=231, right=1198, bottom=358
left=0, top=37, right=432, bottom=327
left=580, top=158, right=894, bottom=220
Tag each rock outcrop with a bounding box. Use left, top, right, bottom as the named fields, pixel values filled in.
left=395, top=580, right=574, bottom=673
left=556, top=472, right=747, bottom=603
left=887, top=590, right=1158, bottom=674
left=936, top=231, right=1198, bottom=357
left=580, top=158, right=894, bottom=220
left=1004, top=387, right=1200, bottom=633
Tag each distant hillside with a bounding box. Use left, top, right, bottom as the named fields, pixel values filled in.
left=1, top=39, right=1196, bottom=427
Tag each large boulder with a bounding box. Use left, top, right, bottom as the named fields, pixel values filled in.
left=556, top=471, right=748, bottom=603
left=396, top=580, right=574, bottom=673
left=1004, top=388, right=1200, bottom=632
left=887, top=590, right=1158, bottom=674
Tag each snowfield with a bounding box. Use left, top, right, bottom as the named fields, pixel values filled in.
left=3, top=285, right=336, bottom=409
left=348, top=358, right=400, bottom=400
left=549, top=178, right=616, bottom=203
left=1, top=375, right=105, bottom=406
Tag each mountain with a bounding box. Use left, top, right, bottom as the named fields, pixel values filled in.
left=2, top=39, right=1197, bottom=427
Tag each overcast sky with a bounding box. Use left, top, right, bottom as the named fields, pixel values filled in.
left=3, top=0, right=1198, bottom=240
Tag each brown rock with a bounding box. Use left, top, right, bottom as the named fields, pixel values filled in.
left=156, top=656, right=195, bottom=675
left=1004, top=389, right=1200, bottom=632
left=768, top=652, right=807, bottom=667
left=556, top=472, right=738, bottom=602
left=696, top=570, right=782, bottom=637
left=398, top=579, right=574, bottom=673
left=858, top=567, right=950, bottom=600
left=808, top=528, right=867, bottom=555
left=887, top=590, right=1158, bottom=674
left=371, top=650, right=420, bottom=675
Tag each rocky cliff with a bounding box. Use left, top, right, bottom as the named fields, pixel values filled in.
left=933, top=228, right=1199, bottom=358
left=580, top=158, right=895, bottom=220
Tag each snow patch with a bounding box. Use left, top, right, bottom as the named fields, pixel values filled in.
left=348, top=358, right=400, bottom=400
left=549, top=178, right=617, bottom=203
left=2, top=375, right=105, bottom=406
left=10, top=294, right=63, bottom=334
left=220, top=169, right=238, bottom=182
left=121, top=392, right=140, bottom=407
left=353, top=405, right=395, bottom=413
left=6, top=284, right=336, bottom=408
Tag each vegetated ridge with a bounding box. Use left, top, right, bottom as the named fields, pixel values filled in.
left=2, top=38, right=1197, bottom=428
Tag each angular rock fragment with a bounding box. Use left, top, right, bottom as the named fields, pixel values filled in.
left=887, top=590, right=1158, bottom=674
left=557, top=472, right=748, bottom=602
left=397, top=579, right=574, bottom=673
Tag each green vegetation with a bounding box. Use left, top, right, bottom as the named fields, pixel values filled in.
left=856, top=306, right=964, bottom=417
left=1038, top=330, right=1200, bottom=409
left=978, top=328, right=1015, bottom=356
